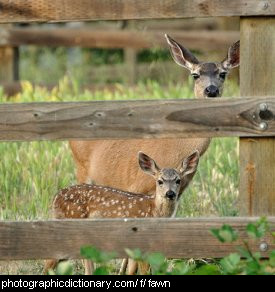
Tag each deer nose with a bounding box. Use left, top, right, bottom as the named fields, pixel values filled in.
left=166, top=191, right=176, bottom=200
left=204, top=85, right=219, bottom=98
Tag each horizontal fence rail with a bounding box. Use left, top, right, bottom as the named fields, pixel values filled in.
left=0, top=218, right=274, bottom=260
left=0, top=0, right=273, bottom=23
left=0, top=97, right=275, bottom=141
left=0, top=28, right=239, bottom=51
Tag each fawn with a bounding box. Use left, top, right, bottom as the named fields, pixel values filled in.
left=44, top=150, right=200, bottom=275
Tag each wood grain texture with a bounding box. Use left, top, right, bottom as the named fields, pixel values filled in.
left=0, top=217, right=274, bottom=260
left=239, top=18, right=275, bottom=216
left=1, top=98, right=275, bottom=141
left=0, top=0, right=274, bottom=23
left=0, top=27, right=239, bottom=51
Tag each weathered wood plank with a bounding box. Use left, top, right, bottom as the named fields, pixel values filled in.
left=0, top=218, right=274, bottom=260
left=239, top=18, right=275, bottom=216
left=1, top=98, right=275, bottom=141
left=0, top=0, right=274, bottom=23
left=0, top=27, right=239, bottom=51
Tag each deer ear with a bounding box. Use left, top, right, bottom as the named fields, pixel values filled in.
left=165, top=34, right=199, bottom=71
left=179, top=151, right=200, bottom=176
left=138, top=152, right=160, bottom=177
left=222, top=40, right=240, bottom=70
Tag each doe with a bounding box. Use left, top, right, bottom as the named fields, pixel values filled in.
left=44, top=150, right=199, bottom=275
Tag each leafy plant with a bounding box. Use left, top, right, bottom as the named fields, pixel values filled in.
left=211, top=217, right=274, bottom=275
left=80, top=246, right=117, bottom=275
left=211, top=224, right=238, bottom=243
left=48, top=261, right=73, bottom=275
left=50, top=218, right=274, bottom=275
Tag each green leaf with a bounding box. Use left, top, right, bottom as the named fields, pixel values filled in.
left=47, top=269, right=56, bottom=275
left=247, top=217, right=269, bottom=239
left=125, top=248, right=143, bottom=261
left=80, top=246, right=116, bottom=263
left=269, top=250, right=275, bottom=268
left=211, top=225, right=238, bottom=243
left=220, top=253, right=240, bottom=275
left=246, top=224, right=258, bottom=239
left=56, top=261, right=73, bottom=275
left=245, top=259, right=262, bottom=275
left=81, top=246, right=101, bottom=262
left=211, top=229, right=224, bottom=242
left=171, top=261, right=191, bottom=275
left=237, top=246, right=253, bottom=260
left=93, top=267, right=109, bottom=275
left=145, top=252, right=167, bottom=274
left=192, top=264, right=221, bottom=275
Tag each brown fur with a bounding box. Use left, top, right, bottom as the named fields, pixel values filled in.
left=70, top=138, right=209, bottom=194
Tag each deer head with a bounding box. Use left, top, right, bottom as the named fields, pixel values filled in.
left=165, top=34, right=240, bottom=98
left=138, top=150, right=200, bottom=205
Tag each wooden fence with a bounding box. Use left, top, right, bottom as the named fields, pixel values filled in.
left=0, top=25, right=239, bottom=90
left=0, top=14, right=240, bottom=87
left=0, top=0, right=275, bottom=262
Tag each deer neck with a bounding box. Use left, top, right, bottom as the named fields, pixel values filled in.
left=153, top=195, right=177, bottom=218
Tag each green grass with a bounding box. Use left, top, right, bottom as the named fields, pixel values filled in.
left=0, top=77, right=239, bottom=274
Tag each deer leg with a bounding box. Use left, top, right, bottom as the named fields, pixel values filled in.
left=138, top=262, right=151, bottom=275
left=127, top=259, right=138, bottom=275
left=44, top=259, right=59, bottom=274
left=75, top=162, right=90, bottom=184
left=119, top=258, right=128, bottom=275
left=83, top=259, right=94, bottom=275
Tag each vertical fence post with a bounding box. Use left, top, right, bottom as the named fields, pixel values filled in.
left=124, top=20, right=137, bottom=85
left=0, top=24, right=19, bottom=83
left=239, top=17, right=275, bottom=216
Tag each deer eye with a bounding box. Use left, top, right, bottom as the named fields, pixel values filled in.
left=176, top=179, right=181, bottom=185
left=191, top=73, right=200, bottom=80
left=158, top=180, right=163, bottom=186
left=219, top=72, right=227, bottom=79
